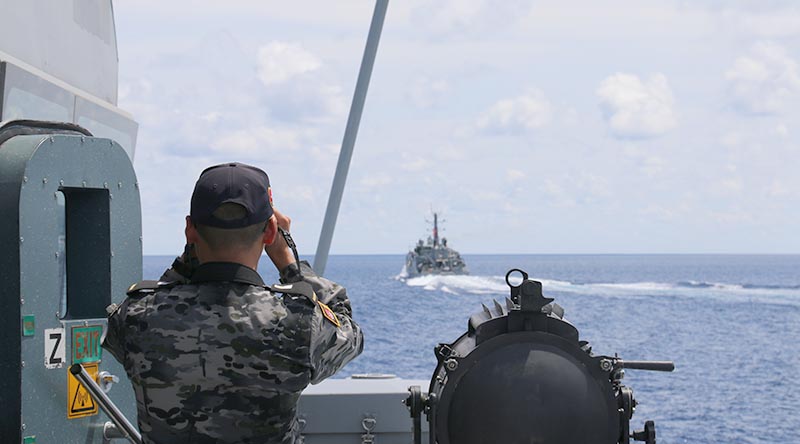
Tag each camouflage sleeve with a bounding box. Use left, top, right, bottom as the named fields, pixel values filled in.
left=280, top=261, right=364, bottom=384
left=280, top=261, right=352, bottom=315
left=102, top=301, right=127, bottom=365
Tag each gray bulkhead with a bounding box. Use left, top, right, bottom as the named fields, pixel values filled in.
left=0, top=128, right=142, bottom=442
left=0, top=0, right=138, bottom=158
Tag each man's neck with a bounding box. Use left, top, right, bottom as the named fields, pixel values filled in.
left=196, top=249, right=261, bottom=270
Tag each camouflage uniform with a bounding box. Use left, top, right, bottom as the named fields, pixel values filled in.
left=103, top=259, right=363, bottom=444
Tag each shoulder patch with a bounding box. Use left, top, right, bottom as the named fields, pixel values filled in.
left=268, top=281, right=318, bottom=303
left=318, top=301, right=341, bottom=328
left=126, top=280, right=177, bottom=296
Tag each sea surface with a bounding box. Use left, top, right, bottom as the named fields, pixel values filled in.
left=144, top=254, right=800, bottom=444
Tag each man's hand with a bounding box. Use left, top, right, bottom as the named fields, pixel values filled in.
left=273, top=208, right=291, bottom=232
left=265, top=208, right=296, bottom=271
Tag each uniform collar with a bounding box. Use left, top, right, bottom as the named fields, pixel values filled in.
left=190, top=262, right=265, bottom=286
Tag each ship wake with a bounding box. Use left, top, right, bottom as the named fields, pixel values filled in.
left=396, top=273, right=800, bottom=305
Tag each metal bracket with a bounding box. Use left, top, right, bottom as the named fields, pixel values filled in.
left=435, top=343, right=457, bottom=364
left=618, top=386, right=635, bottom=444
left=103, top=421, right=123, bottom=443
left=296, top=416, right=307, bottom=444
left=98, top=371, right=119, bottom=393
left=632, top=420, right=657, bottom=444
left=405, top=386, right=423, bottom=444
left=361, top=416, right=377, bottom=444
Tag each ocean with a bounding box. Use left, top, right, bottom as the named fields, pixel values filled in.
left=144, top=254, right=800, bottom=443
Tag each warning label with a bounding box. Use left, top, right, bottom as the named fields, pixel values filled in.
left=67, top=362, right=99, bottom=419
left=72, top=325, right=103, bottom=364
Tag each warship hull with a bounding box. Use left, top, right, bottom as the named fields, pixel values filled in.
left=405, top=248, right=468, bottom=277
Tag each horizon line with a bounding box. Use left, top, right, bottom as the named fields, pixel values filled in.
left=142, top=252, right=800, bottom=256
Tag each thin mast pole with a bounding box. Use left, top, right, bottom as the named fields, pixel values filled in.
left=313, top=0, right=389, bottom=275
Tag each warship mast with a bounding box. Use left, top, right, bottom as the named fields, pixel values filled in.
left=433, top=213, right=439, bottom=247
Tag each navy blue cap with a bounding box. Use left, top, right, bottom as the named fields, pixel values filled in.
left=190, top=162, right=273, bottom=229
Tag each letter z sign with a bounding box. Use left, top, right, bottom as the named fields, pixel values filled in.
left=44, top=328, right=66, bottom=369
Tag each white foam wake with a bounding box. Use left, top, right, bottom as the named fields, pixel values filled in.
left=394, top=272, right=800, bottom=305
left=403, top=274, right=507, bottom=295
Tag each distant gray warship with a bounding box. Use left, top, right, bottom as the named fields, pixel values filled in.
left=405, top=212, right=468, bottom=277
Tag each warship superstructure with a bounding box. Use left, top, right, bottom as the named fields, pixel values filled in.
left=405, top=212, right=468, bottom=277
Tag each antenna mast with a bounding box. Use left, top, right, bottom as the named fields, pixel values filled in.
left=313, top=0, right=389, bottom=275
left=433, top=212, right=439, bottom=247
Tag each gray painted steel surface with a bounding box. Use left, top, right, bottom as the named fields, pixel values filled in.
left=0, top=59, right=139, bottom=158
left=0, top=0, right=119, bottom=104
left=0, top=132, right=142, bottom=443
left=298, top=378, right=430, bottom=443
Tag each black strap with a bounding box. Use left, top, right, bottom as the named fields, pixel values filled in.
left=278, top=227, right=301, bottom=266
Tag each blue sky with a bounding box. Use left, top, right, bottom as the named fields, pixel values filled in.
left=114, top=1, right=800, bottom=255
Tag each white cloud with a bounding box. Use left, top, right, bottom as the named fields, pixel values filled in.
left=411, top=0, right=532, bottom=36
left=310, top=143, right=341, bottom=162
left=477, top=89, right=553, bottom=134
left=767, top=179, right=790, bottom=197
left=725, top=9, right=800, bottom=38
left=725, top=42, right=800, bottom=114
left=577, top=174, right=611, bottom=199
left=401, top=157, right=433, bottom=172
left=431, top=0, right=483, bottom=30
left=113, top=1, right=800, bottom=254
left=211, top=126, right=302, bottom=156
left=709, top=177, right=744, bottom=196
left=256, top=41, right=347, bottom=123
left=257, top=41, right=322, bottom=86
left=407, top=77, right=450, bottom=108
left=641, top=204, right=676, bottom=221
left=360, top=174, right=394, bottom=187
left=719, top=178, right=743, bottom=193
left=720, top=131, right=743, bottom=147
left=538, top=173, right=613, bottom=209
left=539, top=179, right=575, bottom=208
left=435, top=145, right=465, bottom=161
left=470, top=190, right=506, bottom=202
left=262, top=81, right=347, bottom=124
left=200, top=111, right=221, bottom=123
left=507, top=169, right=525, bottom=182
left=709, top=208, right=755, bottom=225
left=641, top=156, right=666, bottom=177
left=621, top=145, right=667, bottom=177
left=292, top=185, right=316, bottom=203
left=597, top=73, right=677, bottom=138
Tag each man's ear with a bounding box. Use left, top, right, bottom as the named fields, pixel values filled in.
left=185, top=216, right=200, bottom=244
left=263, top=216, right=278, bottom=246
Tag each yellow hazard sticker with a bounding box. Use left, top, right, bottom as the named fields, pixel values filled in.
left=318, top=301, right=340, bottom=328
left=67, top=362, right=99, bottom=419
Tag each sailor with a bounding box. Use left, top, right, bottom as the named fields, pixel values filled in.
left=103, top=162, right=364, bottom=444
